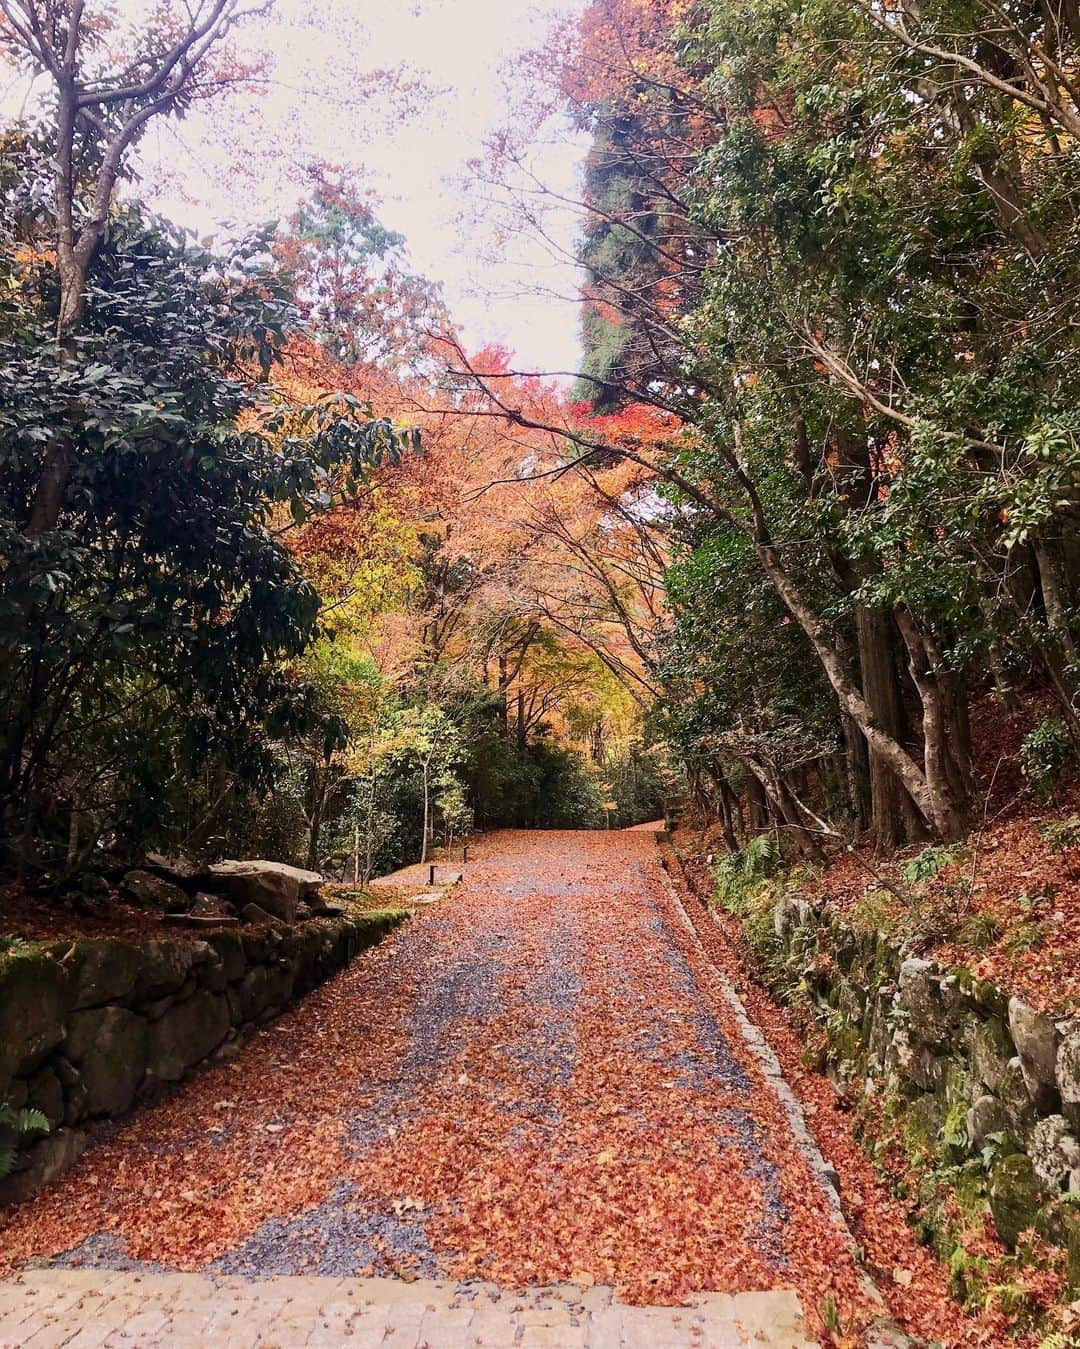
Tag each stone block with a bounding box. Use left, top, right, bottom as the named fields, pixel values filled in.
left=25, top=1066, right=65, bottom=1130
left=1030, top=1115, right=1080, bottom=1193
left=967, top=1015, right=1014, bottom=1097
left=121, top=870, right=189, bottom=911
left=65, top=1006, right=148, bottom=1116
left=146, top=992, right=229, bottom=1081
left=989, top=1153, right=1040, bottom=1247
left=0, top=1128, right=87, bottom=1206
left=899, top=957, right=959, bottom=1051
left=888, top=1027, right=946, bottom=1092
left=226, top=966, right=271, bottom=1024
left=0, top=950, right=69, bottom=1085
left=70, top=940, right=140, bottom=1010
left=207, top=860, right=324, bottom=923
left=967, top=1094, right=1009, bottom=1150
left=205, top=931, right=248, bottom=982
left=136, top=941, right=199, bottom=1001
left=1008, top=997, right=1060, bottom=1112
left=1056, top=1020, right=1080, bottom=1129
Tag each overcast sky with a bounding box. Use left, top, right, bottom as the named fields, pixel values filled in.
left=129, top=0, right=590, bottom=376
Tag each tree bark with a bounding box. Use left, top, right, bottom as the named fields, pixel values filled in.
left=856, top=606, right=925, bottom=851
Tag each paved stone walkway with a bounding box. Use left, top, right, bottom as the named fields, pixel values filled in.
left=0, top=1271, right=817, bottom=1347
left=1, top=831, right=878, bottom=1343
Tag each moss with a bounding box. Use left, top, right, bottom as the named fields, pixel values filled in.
left=903, top=1093, right=946, bottom=1164
left=948, top=1244, right=990, bottom=1309
left=848, top=887, right=896, bottom=934
left=349, top=907, right=409, bottom=926
left=942, top=1097, right=972, bottom=1162
left=989, top=1153, right=1041, bottom=1248
left=824, top=1009, right=864, bottom=1074
left=0, top=938, right=52, bottom=972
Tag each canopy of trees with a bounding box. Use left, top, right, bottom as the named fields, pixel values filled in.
left=2, top=0, right=1077, bottom=887
left=542, top=0, right=1080, bottom=858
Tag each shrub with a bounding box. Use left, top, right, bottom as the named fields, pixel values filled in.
left=1020, top=718, right=1075, bottom=803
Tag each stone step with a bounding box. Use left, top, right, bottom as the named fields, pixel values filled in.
left=0, top=1272, right=820, bottom=1348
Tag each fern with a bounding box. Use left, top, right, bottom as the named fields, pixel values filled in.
left=0, top=1099, right=50, bottom=1179
left=714, top=832, right=780, bottom=910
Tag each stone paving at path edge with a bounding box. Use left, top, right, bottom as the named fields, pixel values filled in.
left=0, top=1271, right=819, bottom=1347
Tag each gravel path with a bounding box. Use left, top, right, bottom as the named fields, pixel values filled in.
left=1, top=830, right=880, bottom=1341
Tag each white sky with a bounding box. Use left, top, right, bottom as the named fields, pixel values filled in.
left=133, top=0, right=591, bottom=375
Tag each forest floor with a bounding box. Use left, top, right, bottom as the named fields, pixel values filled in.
left=688, top=693, right=1080, bottom=1015
left=0, top=828, right=940, bottom=1348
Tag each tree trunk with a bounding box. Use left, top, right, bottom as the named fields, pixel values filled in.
left=756, top=544, right=940, bottom=825
left=894, top=612, right=973, bottom=841
left=498, top=652, right=509, bottom=735
left=745, top=772, right=769, bottom=834
left=1035, top=536, right=1076, bottom=659
left=306, top=755, right=329, bottom=871
left=740, top=756, right=826, bottom=863
left=840, top=712, right=871, bottom=831
left=856, top=606, right=925, bottom=851
left=420, top=759, right=430, bottom=864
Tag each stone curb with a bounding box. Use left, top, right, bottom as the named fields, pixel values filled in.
left=658, top=851, right=921, bottom=1349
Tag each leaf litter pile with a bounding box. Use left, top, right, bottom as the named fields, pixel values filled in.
left=2, top=831, right=888, bottom=1341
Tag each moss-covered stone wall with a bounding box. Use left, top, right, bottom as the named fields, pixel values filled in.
left=0, top=911, right=405, bottom=1205
left=711, top=882, right=1080, bottom=1312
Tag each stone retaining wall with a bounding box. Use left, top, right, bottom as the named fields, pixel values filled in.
left=695, top=875, right=1080, bottom=1296
left=0, top=911, right=405, bottom=1205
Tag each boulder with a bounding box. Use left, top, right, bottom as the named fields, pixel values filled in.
left=1008, top=997, right=1060, bottom=1112
left=71, top=939, right=144, bottom=1009
left=1029, top=1115, right=1080, bottom=1193
left=989, top=1153, right=1041, bottom=1247
left=190, top=893, right=236, bottom=919
left=0, top=1128, right=87, bottom=1206
left=1056, top=1020, right=1080, bottom=1129
left=206, top=860, right=324, bottom=923
left=0, top=951, right=69, bottom=1086
left=240, top=902, right=282, bottom=927
left=968, top=1015, right=1015, bottom=1097
left=146, top=992, right=229, bottom=1082
left=967, top=1094, right=1009, bottom=1150
left=24, top=1067, right=64, bottom=1131
left=64, top=1006, right=148, bottom=1116
left=898, top=957, right=958, bottom=1050
left=145, top=852, right=199, bottom=882
left=121, top=869, right=190, bottom=911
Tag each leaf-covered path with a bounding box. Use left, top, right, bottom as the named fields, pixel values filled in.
left=0, top=831, right=886, bottom=1344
